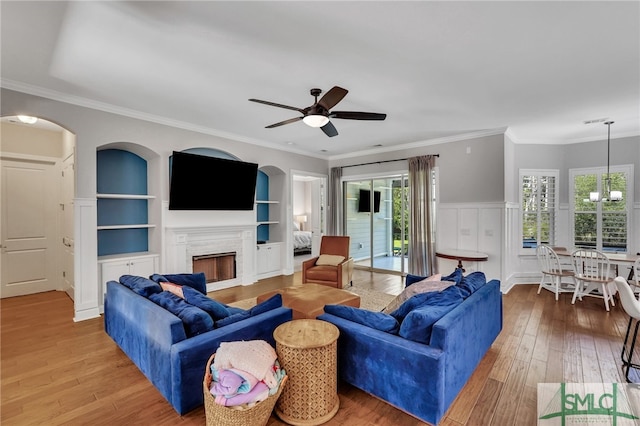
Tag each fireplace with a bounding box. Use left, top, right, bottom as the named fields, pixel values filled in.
left=165, top=225, right=255, bottom=291
left=192, top=252, right=236, bottom=283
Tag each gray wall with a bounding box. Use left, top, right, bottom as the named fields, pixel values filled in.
left=332, top=133, right=505, bottom=203
left=512, top=135, right=640, bottom=203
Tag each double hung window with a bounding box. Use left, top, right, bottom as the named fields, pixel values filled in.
left=570, top=165, right=632, bottom=252
left=520, top=170, right=558, bottom=251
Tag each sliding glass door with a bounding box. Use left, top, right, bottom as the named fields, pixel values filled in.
left=344, top=175, right=409, bottom=274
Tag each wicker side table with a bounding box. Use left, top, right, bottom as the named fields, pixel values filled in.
left=273, top=319, right=340, bottom=425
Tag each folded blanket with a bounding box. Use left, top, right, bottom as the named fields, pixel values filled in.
left=211, top=369, right=243, bottom=398
left=213, top=381, right=269, bottom=407
left=211, top=367, right=260, bottom=397
left=269, top=360, right=286, bottom=396
left=213, top=340, right=278, bottom=388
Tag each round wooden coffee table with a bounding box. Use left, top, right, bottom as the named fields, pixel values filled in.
left=273, top=319, right=340, bottom=425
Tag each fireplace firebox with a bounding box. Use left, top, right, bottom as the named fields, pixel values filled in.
left=192, top=252, right=236, bottom=283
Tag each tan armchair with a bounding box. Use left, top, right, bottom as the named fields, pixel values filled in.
left=302, top=236, right=354, bottom=288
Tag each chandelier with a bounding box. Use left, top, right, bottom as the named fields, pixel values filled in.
left=589, top=121, right=622, bottom=202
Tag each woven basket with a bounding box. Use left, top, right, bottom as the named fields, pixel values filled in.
left=203, top=353, right=287, bottom=426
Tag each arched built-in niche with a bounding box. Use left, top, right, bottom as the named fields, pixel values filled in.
left=96, top=143, right=161, bottom=310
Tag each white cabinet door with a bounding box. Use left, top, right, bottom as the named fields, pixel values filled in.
left=256, top=243, right=281, bottom=278
left=101, top=260, right=132, bottom=286
left=99, top=254, right=159, bottom=308
left=129, top=256, right=157, bottom=279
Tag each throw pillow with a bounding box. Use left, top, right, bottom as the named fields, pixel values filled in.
left=382, top=275, right=450, bottom=314
left=457, top=271, right=486, bottom=298
left=150, top=272, right=207, bottom=295
left=315, top=254, right=345, bottom=266
left=390, top=285, right=464, bottom=323
left=405, top=273, right=442, bottom=288
left=441, top=268, right=463, bottom=285
left=119, top=275, right=162, bottom=298
left=148, top=291, right=214, bottom=337
left=182, top=286, right=230, bottom=321
left=160, top=281, right=184, bottom=299
left=324, top=305, right=399, bottom=334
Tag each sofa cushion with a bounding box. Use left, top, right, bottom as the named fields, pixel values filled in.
left=215, top=294, right=283, bottom=328
left=324, top=305, right=400, bottom=334
left=316, top=254, right=345, bottom=266
left=382, top=275, right=451, bottom=314
left=148, top=291, right=214, bottom=337
left=150, top=273, right=207, bottom=295
left=457, top=271, right=487, bottom=298
left=390, top=285, right=464, bottom=323
left=305, top=265, right=338, bottom=281
left=119, top=275, right=163, bottom=298
left=182, top=286, right=230, bottom=321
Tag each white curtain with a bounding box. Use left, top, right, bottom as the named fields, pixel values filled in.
left=327, top=167, right=342, bottom=235
left=408, top=155, right=437, bottom=276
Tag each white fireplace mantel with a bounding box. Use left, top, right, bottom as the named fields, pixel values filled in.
left=165, top=225, right=256, bottom=290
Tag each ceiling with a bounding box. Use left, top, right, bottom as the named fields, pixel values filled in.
left=1, top=1, right=638, bottom=159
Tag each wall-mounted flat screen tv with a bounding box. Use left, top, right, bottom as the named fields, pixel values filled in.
left=169, top=151, right=258, bottom=210
left=358, top=189, right=381, bottom=213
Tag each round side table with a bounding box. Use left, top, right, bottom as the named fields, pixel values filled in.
left=273, top=319, right=340, bottom=425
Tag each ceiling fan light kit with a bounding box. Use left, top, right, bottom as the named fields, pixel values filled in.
left=249, top=86, right=386, bottom=137
left=303, top=114, right=329, bottom=128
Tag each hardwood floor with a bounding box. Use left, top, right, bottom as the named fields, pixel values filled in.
left=1, top=270, right=635, bottom=425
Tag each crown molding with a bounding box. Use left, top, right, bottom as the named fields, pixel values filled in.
left=1, top=79, right=330, bottom=160
left=505, top=126, right=640, bottom=145
left=328, top=127, right=509, bottom=161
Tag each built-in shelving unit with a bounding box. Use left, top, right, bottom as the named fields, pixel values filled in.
left=255, top=166, right=285, bottom=278
left=96, top=149, right=155, bottom=256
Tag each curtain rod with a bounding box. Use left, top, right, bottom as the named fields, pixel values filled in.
left=340, top=154, right=439, bottom=169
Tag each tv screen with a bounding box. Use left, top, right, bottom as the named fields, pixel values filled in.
left=169, top=151, right=258, bottom=210
left=358, top=189, right=381, bottom=213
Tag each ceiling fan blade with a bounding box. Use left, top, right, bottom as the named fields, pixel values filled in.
left=321, top=121, right=338, bottom=137
left=330, top=111, right=387, bottom=121
left=265, top=116, right=303, bottom=128
left=318, top=86, right=348, bottom=111
left=249, top=98, right=304, bottom=113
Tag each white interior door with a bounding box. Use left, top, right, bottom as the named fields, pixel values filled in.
left=60, top=154, right=75, bottom=299
left=1, top=158, right=59, bottom=298
left=310, top=178, right=325, bottom=256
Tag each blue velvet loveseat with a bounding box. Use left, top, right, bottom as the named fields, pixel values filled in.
left=318, top=271, right=502, bottom=425
left=104, top=275, right=292, bottom=415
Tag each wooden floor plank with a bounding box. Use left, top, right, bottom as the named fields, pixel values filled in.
left=1, top=274, right=632, bottom=425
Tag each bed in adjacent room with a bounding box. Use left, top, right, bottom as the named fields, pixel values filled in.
left=293, top=229, right=312, bottom=255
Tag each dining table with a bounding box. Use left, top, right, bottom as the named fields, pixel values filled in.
left=553, top=248, right=639, bottom=281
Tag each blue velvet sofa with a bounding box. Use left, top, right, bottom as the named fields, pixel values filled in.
left=318, top=273, right=502, bottom=425
left=104, top=279, right=292, bottom=415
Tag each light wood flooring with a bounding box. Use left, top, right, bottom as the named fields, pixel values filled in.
left=1, top=270, right=636, bottom=425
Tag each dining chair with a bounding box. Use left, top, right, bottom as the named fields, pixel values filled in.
left=633, top=258, right=640, bottom=289
left=536, top=244, right=576, bottom=301
left=571, top=249, right=616, bottom=311
left=614, top=277, right=640, bottom=383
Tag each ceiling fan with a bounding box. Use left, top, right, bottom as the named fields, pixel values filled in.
left=249, top=86, right=386, bottom=137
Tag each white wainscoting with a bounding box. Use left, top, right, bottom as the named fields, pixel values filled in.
left=436, top=202, right=503, bottom=288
